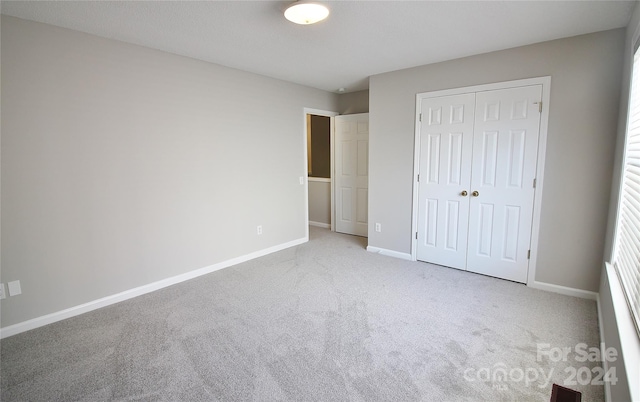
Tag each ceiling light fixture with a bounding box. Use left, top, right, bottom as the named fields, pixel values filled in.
left=284, top=1, right=329, bottom=25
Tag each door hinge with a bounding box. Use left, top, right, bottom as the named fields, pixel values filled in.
left=533, top=178, right=537, bottom=188
left=535, top=101, right=542, bottom=113
left=419, top=113, right=422, bottom=122
left=417, top=174, right=420, bottom=182
left=416, top=232, right=418, bottom=240
left=527, top=250, right=531, bottom=259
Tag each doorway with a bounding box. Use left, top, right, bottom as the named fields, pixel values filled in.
left=304, top=108, right=338, bottom=236
left=303, top=109, right=370, bottom=239
left=307, top=114, right=332, bottom=229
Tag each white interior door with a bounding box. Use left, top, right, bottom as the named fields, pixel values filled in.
left=466, top=85, right=542, bottom=282
left=335, top=113, right=369, bottom=237
left=416, top=93, right=476, bottom=269
left=415, top=84, right=542, bottom=284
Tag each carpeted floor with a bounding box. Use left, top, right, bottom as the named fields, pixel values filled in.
left=1, top=227, right=603, bottom=401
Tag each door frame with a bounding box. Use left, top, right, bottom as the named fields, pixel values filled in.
left=303, top=108, right=339, bottom=239
left=410, top=77, right=551, bottom=286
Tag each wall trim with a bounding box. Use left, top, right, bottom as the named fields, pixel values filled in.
left=309, top=221, right=331, bottom=229
left=366, top=245, right=413, bottom=261
left=0, top=237, right=308, bottom=339
left=603, top=262, right=640, bottom=401
left=596, top=293, right=613, bottom=402
left=528, top=280, right=598, bottom=300
left=308, top=177, right=331, bottom=183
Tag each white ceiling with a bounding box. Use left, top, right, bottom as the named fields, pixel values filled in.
left=1, top=1, right=636, bottom=93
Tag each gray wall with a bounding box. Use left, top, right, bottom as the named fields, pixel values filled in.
left=368, top=29, right=624, bottom=292
left=308, top=180, right=331, bottom=225
left=338, top=90, right=369, bottom=114
left=1, top=16, right=338, bottom=328
left=599, top=3, right=640, bottom=402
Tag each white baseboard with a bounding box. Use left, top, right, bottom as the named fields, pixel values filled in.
left=366, top=246, right=413, bottom=261
left=0, top=237, right=307, bottom=339
left=528, top=280, right=598, bottom=300
left=309, top=221, right=331, bottom=229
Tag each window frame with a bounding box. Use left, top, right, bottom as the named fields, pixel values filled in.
left=611, top=42, right=640, bottom=339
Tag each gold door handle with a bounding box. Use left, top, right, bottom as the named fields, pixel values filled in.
left=461, top=190, right=468, bottom=197
left=472, top=191, right=479, bottom=197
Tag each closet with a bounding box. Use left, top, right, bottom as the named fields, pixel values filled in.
left=415, top=82, right=544, bottom=283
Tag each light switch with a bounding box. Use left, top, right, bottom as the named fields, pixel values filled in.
left=8, top=280, right=21, bottom=296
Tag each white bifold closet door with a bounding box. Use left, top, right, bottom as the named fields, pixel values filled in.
left=416, top=85, right=542, bottom=283
left=416, top=93, right=476, bottom=270
left=335, top=113, right=369, bottom=237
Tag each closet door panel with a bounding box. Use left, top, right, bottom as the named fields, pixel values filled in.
left=466, top=85, right=542, bottom=283
left=416, top=93, right=475, bottom=269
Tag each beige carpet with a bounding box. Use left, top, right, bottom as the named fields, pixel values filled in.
left=1, top=226, right=603, bottom=401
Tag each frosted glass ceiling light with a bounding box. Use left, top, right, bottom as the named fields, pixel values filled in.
left=284, top=2, right=329, bottom=25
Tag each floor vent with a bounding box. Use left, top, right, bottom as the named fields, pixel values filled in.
left=550, top=384, right=581, bottom=402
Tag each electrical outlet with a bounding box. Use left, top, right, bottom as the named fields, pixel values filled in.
left=8, top=280, right=21, bottom=296
left=257, top=225, right=263, bottom=235
left=0, top=283, right=6, bottom=300
left=375, top=223, right=382, bottom=232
